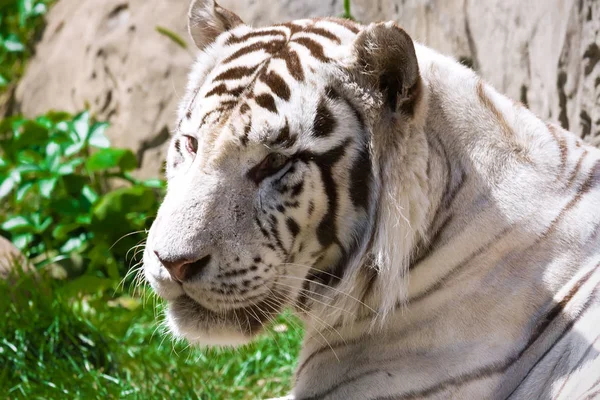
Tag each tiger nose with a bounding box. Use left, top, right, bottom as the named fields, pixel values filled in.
left=153, top=251, right=212, bottom=283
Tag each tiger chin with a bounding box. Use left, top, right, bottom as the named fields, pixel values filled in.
left=143, top=0, right=600, bottom=398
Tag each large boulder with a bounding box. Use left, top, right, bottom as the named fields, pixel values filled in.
left=0, top=235, right=34, bottom=281
left=13, top=0, right=600, bottom=178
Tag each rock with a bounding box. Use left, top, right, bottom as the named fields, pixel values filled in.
left=14, top=0, right=600, bottom=179
left=0, top=235, right=34, bottom=281
left=15, top=0, right=194, bottom=179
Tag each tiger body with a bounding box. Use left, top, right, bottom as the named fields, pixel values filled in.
left=142, top=1, right=600, bottom=399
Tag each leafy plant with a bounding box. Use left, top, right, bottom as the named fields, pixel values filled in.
left=0, top=0, right=54, bottom=93
left=0, top=111, right=164, bottom=281
left=341, top=0, right=355, bottom=20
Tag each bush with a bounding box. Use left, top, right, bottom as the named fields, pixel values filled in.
left=0, top=111, right=164, bottom=282
left=0, top=0, right=53, bottom=93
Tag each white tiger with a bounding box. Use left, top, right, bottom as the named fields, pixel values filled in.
left=142, top=0, right=600, bottom=398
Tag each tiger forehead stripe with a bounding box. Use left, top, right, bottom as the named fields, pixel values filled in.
left=259, top=70, right=291, bottom=101
left=226, top=28, right=287, bottom=45
left=186, top=19, right=348, bottom=134
left=222, top=40, right=284, bottom=64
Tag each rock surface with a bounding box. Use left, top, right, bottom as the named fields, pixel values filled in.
left=13, top=0, right=600, bottom=178
left=0, top=235, right=34, bottom=280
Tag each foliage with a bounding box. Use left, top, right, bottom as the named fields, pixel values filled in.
left=0, top=111, right=164, bottom=280
left=156, top=26, right=188, bottom=50
left=0, top=0, right=53, bottom=93
left=341, top=0, right=355, bottom=21
left=0, top=270, right=303, bottom=399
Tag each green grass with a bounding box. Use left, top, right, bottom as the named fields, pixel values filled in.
left=0, top=269, right=303, bottom=399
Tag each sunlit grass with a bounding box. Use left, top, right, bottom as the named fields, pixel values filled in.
left=0, top=270, right=303, bottom=399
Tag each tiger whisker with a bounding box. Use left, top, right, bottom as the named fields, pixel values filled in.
left=277, top=272, right=378, bottom=314
left=110, top=230, right=146, bottom=251
left=270, top=280, right=356, bottom=318
left=270, top=287, right=346, bottom=347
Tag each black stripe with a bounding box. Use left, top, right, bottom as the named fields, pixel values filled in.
left=270, top=119, right=296, bottom=148
left=292, top=37, right=331, bottom=62
left=553, top=332, right=600, bottom=398
left=302, top=283, right=598, bottom=400
left=313, top=99, right=336, bottom=137
left=226, top=29, right=286, bottom=45
left=276, top=49, right=305, bottom=81
left=286, top=217, right=300, bottom=238
left=268, top=214, right=288, bottom=256
left=223, top=40, right=284, bottom=64
left=214, top=65, right=258, bottom=81
left=254, top=215, right=270, bottom=239
left=325, top=85, right=365, bottom=129
left=303, top=27, right=341, bottom=44
left=255, top=93, right=277, bottom=113
left=409, top=226, right=512, bottom=303
left=349, top=142, right=371, bottom=209
left=290, top=180, right=304, bottom=197
left=310, top=141, right=349, bottom=247
left=409, top=214, right=453, bottom=270
left=205, top=83, right=245, bottom=98
left=259, top=70, right=291, bottom=101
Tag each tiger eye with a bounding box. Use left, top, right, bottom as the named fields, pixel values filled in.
left=247, top=153, right=291, bottom=184
left=184, top=135, right=198, bottom=154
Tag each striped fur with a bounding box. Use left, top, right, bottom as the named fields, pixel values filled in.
left=143, top=1, right=600, bottom=398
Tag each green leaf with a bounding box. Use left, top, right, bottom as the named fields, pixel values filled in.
left=14, top=163, right=41, bottom=175
left=141, top=179, right=166, bottom=189
left=0, top=157, right=6, bottom=168
left=92, top=186, right=155, bottom=226
left=71, top=111, right=90, bottom=142
left=155, top=26, right=188, bottom=49
left=3, top=34, right=25, bottom=52
left=52, top=223, right=81, bottom=240
left=55, top=120, right=69, bottom=132
left=0, top=73, right=7, bottom=87
left=45, top=141, right=61, bottom=157
left=82, top=185, right=99, bottom=204
left=0, top=176, right=15, bottom=198
left=15, top=120, right=48, bottom=146
left=12, top=233, right=34, bottom=250
left=18, top=149, right=43, bottom=165
left=60, top=233, right=88, bottom=253
left=31, top=2, right=46, bottom=16
left=36, top=216, right=53, bottom=233
left=86, top=148, right=137, bottom=172
left=16, top=181, right=34, bottom=201
left=42, top=111, right=72, bottom=124
left=61, top=174, right=87, bottom=197
left=88, top=122, right=110, bottom=148
left=45, top=141, right=61, bottom=172
left=1, top=215, right=30, bottom=231
left=38, top=177, right=58, bottom=198
left=57, top=158, right=84, bottom=175
left=75, top=214, right=92, bottom=225
left=64, top=141, right=84, bottom=157
left=50, top=197, right=84, bottom=216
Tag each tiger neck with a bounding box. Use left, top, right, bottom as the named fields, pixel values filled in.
left=306, top=43, right=575, bottom=334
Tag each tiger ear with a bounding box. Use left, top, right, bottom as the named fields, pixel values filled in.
left=353, top=22, right=422, bottom=116
left=188, top=0, right=244, bottom=51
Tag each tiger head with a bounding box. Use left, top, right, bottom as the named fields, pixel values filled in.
left=143, top=0, right=427, bottom=346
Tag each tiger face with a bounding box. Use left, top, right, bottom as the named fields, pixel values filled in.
left=143, top=0, right=422, bottom=345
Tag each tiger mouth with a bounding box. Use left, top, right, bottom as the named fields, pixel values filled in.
left=168, top=290, right=289, bottom=339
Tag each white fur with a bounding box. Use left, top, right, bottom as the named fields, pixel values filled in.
left=144, top=4, right=600, bottom=399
